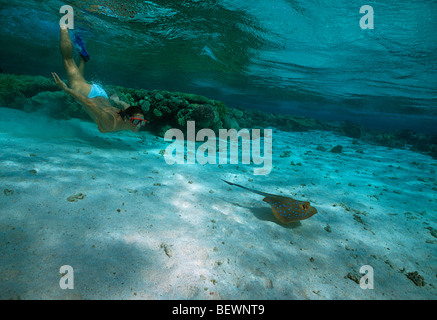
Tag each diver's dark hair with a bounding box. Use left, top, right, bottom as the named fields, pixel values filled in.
left=118, top=105, right=144, bottom=120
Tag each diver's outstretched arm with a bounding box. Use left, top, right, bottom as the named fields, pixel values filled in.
left=52, top=72, right=91, bottom=105
left=110, top=94, right=130, bottom=109
left=52, top=72, right=115, bottom=128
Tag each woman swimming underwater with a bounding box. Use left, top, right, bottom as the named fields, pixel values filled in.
left=52, top=25, right=147, bottom=133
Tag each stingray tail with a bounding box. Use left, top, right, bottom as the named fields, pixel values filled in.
left=222, top=179, right=273, bottom=197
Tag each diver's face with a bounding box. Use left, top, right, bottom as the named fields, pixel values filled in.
left=129, top=113, right=146, bottom=132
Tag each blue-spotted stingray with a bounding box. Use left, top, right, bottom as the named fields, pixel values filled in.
left=223, top=180, right=317, bottom=224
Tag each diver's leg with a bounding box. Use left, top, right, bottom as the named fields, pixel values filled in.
left=60, top=26, right=90, bottom=96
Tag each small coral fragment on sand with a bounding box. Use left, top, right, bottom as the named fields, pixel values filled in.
left=160, top=243, right=173, bottom=257
left=406, top=271, right=426, bottom=287
left=330, top=145, right=343, bottom=153
left=3, top=189, right=14, bottom=196
left=67, top=193, right=86, bottom=202
left=345, top=271, right=361, bottom=284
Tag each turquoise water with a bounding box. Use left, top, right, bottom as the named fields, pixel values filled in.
left=1, top=0, right=436, bottom=132
left=0, top=0, right=436, bottom=300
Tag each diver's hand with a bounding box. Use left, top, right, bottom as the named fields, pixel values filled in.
left=110, top=94, right=120, bottom=102
left=110, top=94, right=130, bottom=109
left=51, top=72, right=68, bottom=91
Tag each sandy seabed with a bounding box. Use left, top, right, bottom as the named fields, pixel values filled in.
left=0, top=108, right=436, bottom=300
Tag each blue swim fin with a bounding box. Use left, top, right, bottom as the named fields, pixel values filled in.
left=73, top=32, right=90, bottom=62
